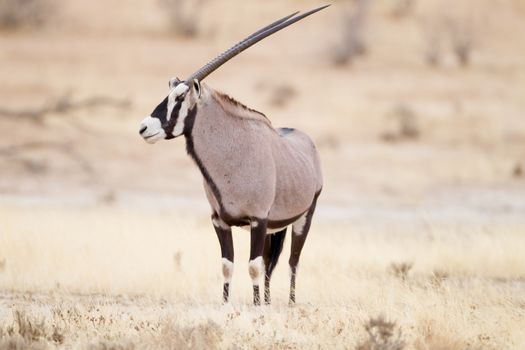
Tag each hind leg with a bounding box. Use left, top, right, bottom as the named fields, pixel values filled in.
left=262, top=228, right=287, bottom=304
left=289, top=193, right=320, bottom=305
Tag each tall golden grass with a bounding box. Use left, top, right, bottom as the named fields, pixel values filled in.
left=1, top=205, right=524, bottom=349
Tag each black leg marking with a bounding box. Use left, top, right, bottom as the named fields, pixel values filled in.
left=223, top=282, right=230, bottom=302
left=264, top=275, right=271, bottom=305
left=262, top=228, right=287, bottom=305
left=212, top=213, right=234, bottom=303
left=289, top=266, right=297, bottom=305
left=289, top=191, right=320, bottom=305
left=249, top=218, right=267, bottom=306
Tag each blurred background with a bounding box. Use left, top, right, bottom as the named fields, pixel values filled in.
left=1, top=0, right=525, bottom=268
left=1, top=0, right=524, bottom=221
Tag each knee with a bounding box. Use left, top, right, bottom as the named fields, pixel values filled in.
left=289, top=253, right=300, bottom=268
left=248, top=256, right=264, bottom=285
left=222, top=258, right=233, bottom=282
left=289, top=264, right=298, bottom=276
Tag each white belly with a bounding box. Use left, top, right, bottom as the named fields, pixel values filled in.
left=239, top=212, right=307, bottom=234
left=240, top=225, right=286, bottom=234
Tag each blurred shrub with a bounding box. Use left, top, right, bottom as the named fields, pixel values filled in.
left=158, top=0, right=209, bottom=37
left=388, top=0, right=417, bottom=19
left=356, top=316, right=406, bottom=350
left=512, top=163, right=523, bottom=179
left=255, top=81, right=298, bottom=109
left=380, top=104, right=420, bottom=143
left=420, top=20, right=443, bottom=67
left=268, top=84, right=297, bottom=108
left=389, top=261, right=413, bottom=281
left=420, top=5, right=477, bottom=67
left=447, top=17, right=475, bottom=66
left=331, top=0, right=371, bottom=66
left=0, top=0, right=51, bottom=30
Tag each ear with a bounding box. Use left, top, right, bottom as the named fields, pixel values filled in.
left=192, top=79, right=201, bottom=98
left=169, top=77, right=181, bottom=89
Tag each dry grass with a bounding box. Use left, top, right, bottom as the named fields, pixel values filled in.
left=1, top=206, right=524, bottom=349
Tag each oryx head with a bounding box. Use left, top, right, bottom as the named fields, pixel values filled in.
left=139, top=4, right=330, bottom=144
left=139, top=78, right=201, bottom=144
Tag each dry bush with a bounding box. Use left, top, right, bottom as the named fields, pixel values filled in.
left=430, top=270, right=449, bottom=287
left=420, top=20, right=443, bottom=66
left=99, top=190, right=117, bottom=205
left=173, top=251, right=182, bottom=270
left=388, top=0, right=417, bottom=19
left=268, top=84, right=297, bottom=108
left=8, top=310, right=46, bottom=342
left=356, top=316, right=406, bottom=350
left=331, top=0, right=371, bottom=66
left=0, top=0, right=52, bottom=30
left=446, top=17, right=476, bottom=67
left=0, top=141, right=95, bottom=178
left=389, top=262, right=413, bottom=281
left=158, top=0, right=209, bottom=37
left=255, top=81, right=298, bottom=108
left=419, top=6, right=478, bottom=67
left=512, top=163, right=523, bottom=178
left=0, top=90, right=131, bottom=121
left=0, top=258, right=5, bottom=272
left=0, top=310, right=64, bottom=349
left=380, top=104, right=419, bottom=143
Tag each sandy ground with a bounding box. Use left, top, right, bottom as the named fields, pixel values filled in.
left=1, top=0, right=525, bottom=348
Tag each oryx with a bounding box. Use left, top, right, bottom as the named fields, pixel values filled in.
left=139, top=5, right=327, bottom=305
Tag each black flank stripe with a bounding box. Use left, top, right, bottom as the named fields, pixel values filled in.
left=184, top=106, right=225, bottom=214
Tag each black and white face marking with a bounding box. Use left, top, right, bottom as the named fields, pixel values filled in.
left=139, top=80, right=199, bottom=144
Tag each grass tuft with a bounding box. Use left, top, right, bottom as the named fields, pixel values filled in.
left=356, top=316, right=406, bottom=350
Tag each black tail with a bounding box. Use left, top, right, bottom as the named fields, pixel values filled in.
left=266, top=228, right=287, bottom=277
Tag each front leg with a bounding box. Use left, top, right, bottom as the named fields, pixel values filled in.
left=212, top=214, right=234, bottom=303
left=249, top=218, right=267, bottom=306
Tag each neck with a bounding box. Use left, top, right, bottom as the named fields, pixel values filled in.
left=183, top=103, right=224, bottom=211
left=183, top=88, right=273, bottom=215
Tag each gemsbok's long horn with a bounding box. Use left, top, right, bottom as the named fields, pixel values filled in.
left=186, top=4, right=330, bottom=84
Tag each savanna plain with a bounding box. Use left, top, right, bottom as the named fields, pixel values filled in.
left=1, top=0, right=525, bottom=349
